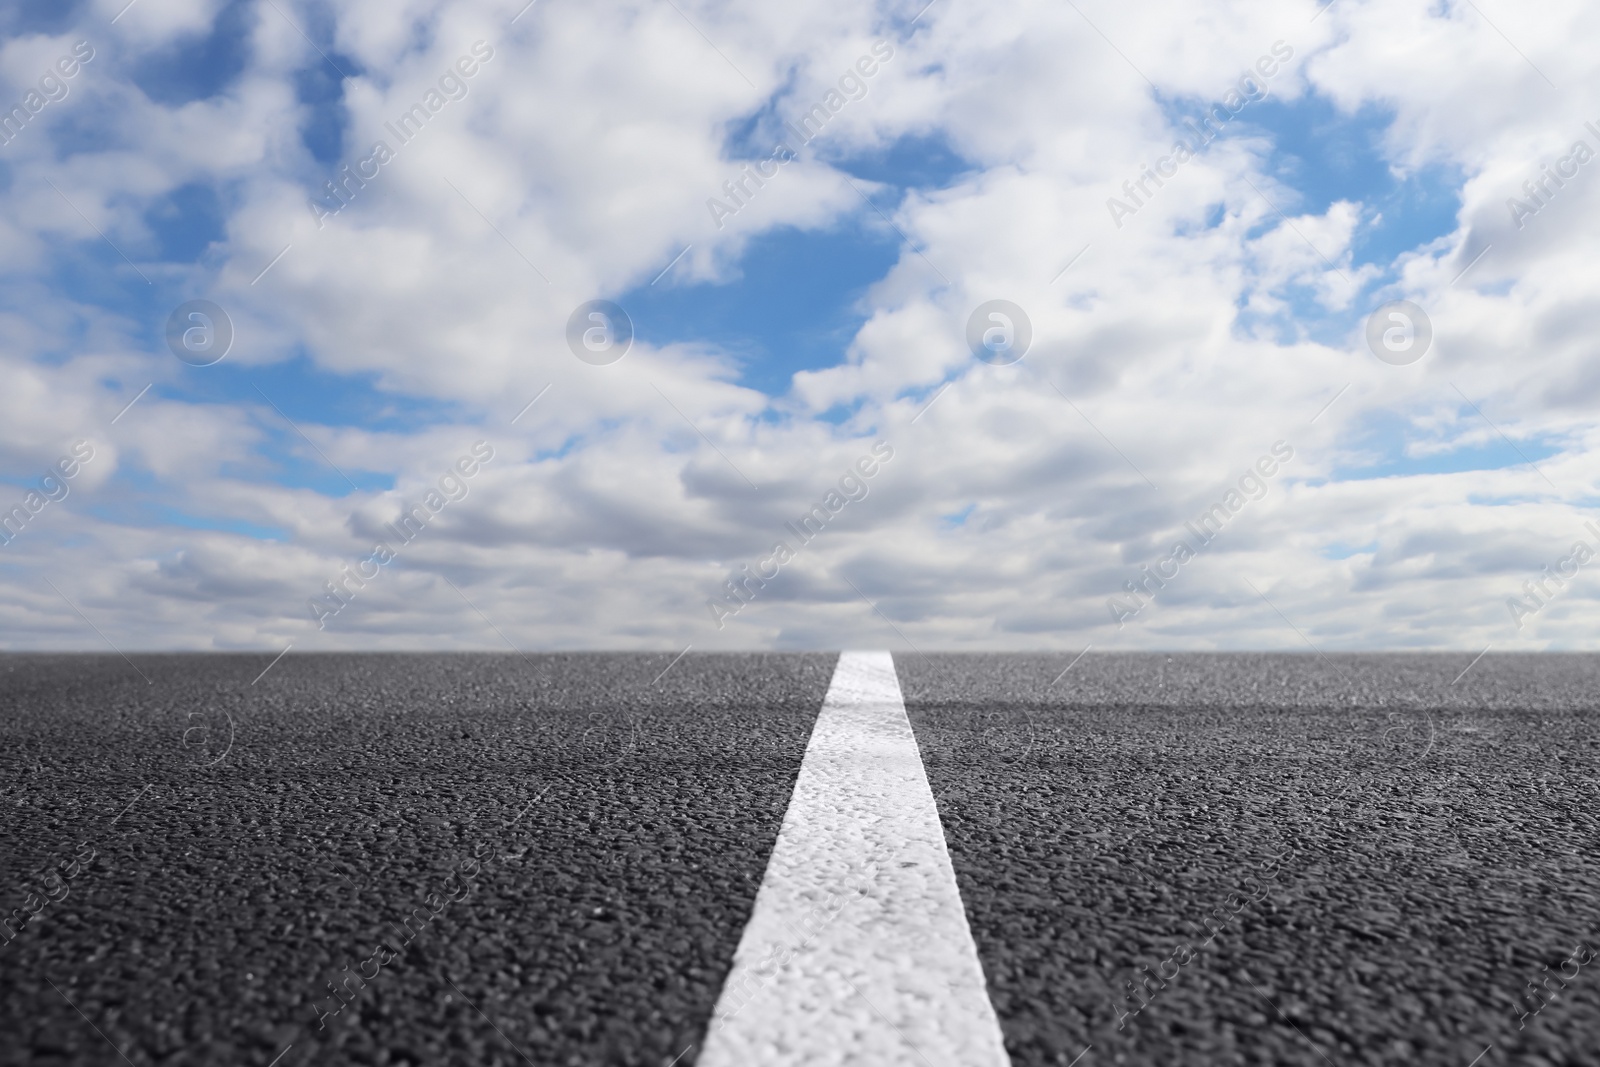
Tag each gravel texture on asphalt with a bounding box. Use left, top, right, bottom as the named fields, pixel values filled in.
left=7, top=650, right=1599, bottom=1067
left=0, top=652, right=836, bottom=1067
left=898, top=651, right=1600, bottom=1067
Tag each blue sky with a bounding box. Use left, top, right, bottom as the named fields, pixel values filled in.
left=0, top=0, right=1594, bottom=651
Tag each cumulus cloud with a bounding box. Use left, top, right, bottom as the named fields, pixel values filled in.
left=0, top=0, right=1596, bottom=654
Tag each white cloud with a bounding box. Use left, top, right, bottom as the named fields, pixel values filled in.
left=1, top=0, right=1598, bottom=654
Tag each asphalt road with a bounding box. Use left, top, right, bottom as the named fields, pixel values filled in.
left=3, top=651, right=1598, bottom=1066
left=0, top=652, right=835, bottom=1067
left=901, top=652, right=1600, bottom=1067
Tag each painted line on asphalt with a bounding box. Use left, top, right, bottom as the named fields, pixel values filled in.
left=698, top=650, right=1012, bottom=1066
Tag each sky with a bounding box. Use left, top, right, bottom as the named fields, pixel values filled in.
left=0, top=0, right=1596, bottom=654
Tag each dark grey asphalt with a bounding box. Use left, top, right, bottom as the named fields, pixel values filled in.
left=5, top=652, right=1599, bottom=1067
left=0, top=653, right=836, bottom=1066
left=901, top=652, right=1600, bottom=1067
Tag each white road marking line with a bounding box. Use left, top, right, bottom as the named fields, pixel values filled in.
left=699, top=650, right=1012, bottom=1067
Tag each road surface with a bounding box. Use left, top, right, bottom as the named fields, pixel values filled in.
left=2, top=651, right=1597, bottom=1066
